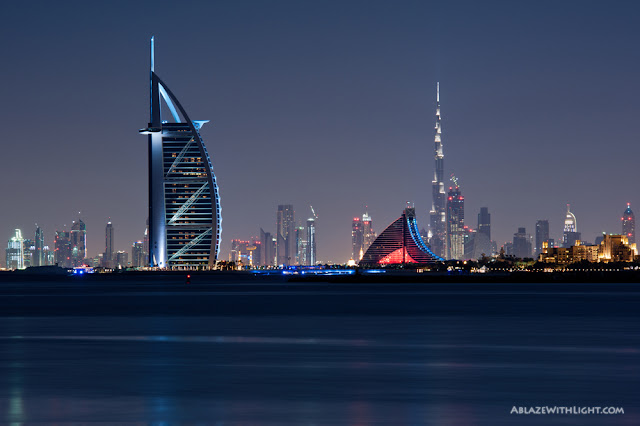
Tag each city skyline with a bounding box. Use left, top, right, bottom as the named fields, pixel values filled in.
left=1, top=1, right=639, bottom=263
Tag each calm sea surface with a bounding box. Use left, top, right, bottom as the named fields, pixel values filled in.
left=0, top=278, right=638, bottom=425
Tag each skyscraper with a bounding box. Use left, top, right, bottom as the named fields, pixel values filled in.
left=132, top=241, right=144, bottom=268
left=468, top=207, right=492, bottom=259
left=622, top=203, right=635, bottom=245
left=104, top=221, right=114, bottom=268
left=276, top=205, right=295, bottom=266
left=513, top=227, right=532, bottom=258
left=259, top=228, right=275, bottom=267
left=54, top=230, right=72, bottom=268
left=446, top=180, right=464, bottom=260
left=429, top=82, right=446, bottom=259
left=352, top=217, right=364, bottom=260
left=563, top=204, right=581, bottom=248
left=6, top=229, right=24, bottom=270
left=70, top=218, right=87, bottom=267
left=33, top=226, right=44, bottom=267
left=362, top=211, right=376, bottom=254
left=139, top=37, right=221, bottom=269
left=306, top=218, right=316, bottom=266
left=535, top=219, right=550, bottom=256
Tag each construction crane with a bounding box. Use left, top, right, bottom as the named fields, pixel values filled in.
left=310, top=205, right=318, bottom=220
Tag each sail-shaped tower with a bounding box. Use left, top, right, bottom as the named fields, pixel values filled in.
left=140, top=37, right=221, bottom=269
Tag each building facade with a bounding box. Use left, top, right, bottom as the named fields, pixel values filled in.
left=132, top=241, right=144, bottom=268
left=140, top=37, right=221, bottom=269
left=352, top=217, right=364, bottom=260
left=513, top=227, right=532, bottom=259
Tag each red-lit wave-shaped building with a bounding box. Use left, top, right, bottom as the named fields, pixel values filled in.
left=359, top=208, right=443, bottom=266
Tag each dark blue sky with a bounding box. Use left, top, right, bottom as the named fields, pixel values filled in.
left=1, top=0, right=639, bottom=262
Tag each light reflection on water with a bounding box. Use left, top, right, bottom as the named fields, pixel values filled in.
left=1, top=312, right=639, bottom=424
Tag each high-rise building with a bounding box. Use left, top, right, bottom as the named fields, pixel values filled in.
left=563, top=204, right=581, bottom=248
left=513, top=227, right=532, bottom=258
left=22, top=238, right=34, bottom=268
left=535, top=220, right=550, bottom=256
left=295, top=225, right=307, bottom=265
left=132, top=241, right=144, bottom=268
left=70, top=218, right=87, bottom=267
left=54, top=231, right=72, bottom=268
left=352, top=217, right=364, bottom=260
left=116, top=251, right=129, bottom=268
left=276, top=205, right=295, bottom=266
left=104, top=221, right=114, bottom=268
left=6, top=229, right=25, bottom=270
left=250, top=238, right=261, bottom=267
left=43, top=246, right=53, bottom=266
left=306, top=218, right=316, bottom=266
left=362, top=211, right=376, bottom=254
left=470, top=207, right=492, bottom=258
left=429, top=83, right=446, bottom=259
left=446, top=182, right=464, bottom=259
left=140, top=37, right=221, bottom=269
left=33, top=226, right=44, bottom=267
left=622, top=203, right=635, bottom=245
left=259, top=228, right=275, bottom=267
left=478, top=207, right=491, bottom=241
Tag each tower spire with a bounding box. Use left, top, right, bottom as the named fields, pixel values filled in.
left=151, top=36, right=155, bottom=72
left=437, top=81, right=439, bottom=103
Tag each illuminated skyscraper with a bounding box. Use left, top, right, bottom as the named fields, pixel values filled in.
left=276, top=205, right=295, bottom=266
left=563, top=204, right=581, bottom=248
left=306, top=218, right=316, bottom=266
left=429, top=83, right=446, bottom=258
left=622, top=203, right=635, bottom=245
left=446, top=180, right=464, bottom=259
left=362, top=211, right=376, bottom=254
left=104, top=221, right=114, bottom=268
left=132, top=241, right=144, bottom=268
left=535, top=219, right=550, bottom=256
left=139, top=37, right=221, bottom=269
left=6, top=229, right=24, bottom=270
left=352, top=217, right=364, bottom=260
left=70, top=218, right=87, bottom=267
left=33, top=226, right=44, bottom=267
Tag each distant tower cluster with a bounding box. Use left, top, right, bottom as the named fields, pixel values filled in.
left=352, top=210, right=376, bottom=262
left=429, top=83, right=446, bottom=259
left=622, top=203, right=635, bottom=245
left=446, top=177, right=464, bottom=259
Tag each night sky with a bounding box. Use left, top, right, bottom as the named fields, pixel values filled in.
left=2, top=0, right=639, bottom=262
